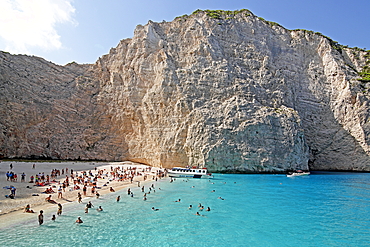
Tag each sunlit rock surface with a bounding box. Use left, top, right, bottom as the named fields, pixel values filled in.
left=1, top=10, right=370, bottom=172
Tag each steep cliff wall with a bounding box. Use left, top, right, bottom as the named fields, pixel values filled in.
left=1, top=9, right=370, bottom=172
left=0, top=54, right=127, bottom=161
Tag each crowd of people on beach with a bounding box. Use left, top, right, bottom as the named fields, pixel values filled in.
left=14, top=164, right=166, bottom=225
left=3, top=162, right=222, bottom=227
left=5, top=163, right=27, bottom=183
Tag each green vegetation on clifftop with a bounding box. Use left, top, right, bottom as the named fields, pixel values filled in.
left=358, top=52, right=370, bottom=82
left=192, top=9, right=252, bottom=19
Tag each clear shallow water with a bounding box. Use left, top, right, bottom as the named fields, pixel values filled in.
left=1, top=172, right=370, bottom=246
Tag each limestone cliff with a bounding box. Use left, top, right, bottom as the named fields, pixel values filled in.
left=1, top=9, right=370, bottom=172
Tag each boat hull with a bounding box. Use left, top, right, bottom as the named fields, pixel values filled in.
left=286, top=172, right=310, bottom=177
left=168, top=167, right=212, bottom=179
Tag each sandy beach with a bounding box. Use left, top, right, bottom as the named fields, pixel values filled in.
left=0, top=160, right=165, bottom=228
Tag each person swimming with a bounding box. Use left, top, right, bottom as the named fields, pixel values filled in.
left=75, top=217, right=83, bottom=223
left=151, top=207, right=159, bottom=211
left=97, top=206, right=103, bottom=211
left=195, top=212, right=206, bottom=217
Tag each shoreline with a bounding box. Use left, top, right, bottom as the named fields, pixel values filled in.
left=0, top=160, right=165, bottom=229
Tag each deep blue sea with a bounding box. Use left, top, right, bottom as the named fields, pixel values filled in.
left=1, top=172, right=370, bottom=246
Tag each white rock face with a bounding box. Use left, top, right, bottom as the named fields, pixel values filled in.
left=1, top=10, right=369, bottom=172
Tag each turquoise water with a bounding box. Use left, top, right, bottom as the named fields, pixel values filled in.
left=1, top=172, right=370, bottom=246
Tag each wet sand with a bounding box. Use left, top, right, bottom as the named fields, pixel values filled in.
left=0, top=160, right=163, bottom=228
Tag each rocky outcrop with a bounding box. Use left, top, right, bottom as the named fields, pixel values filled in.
left=0, top=54, right=127, bottom=161
left=1, top=9, right=370, bottom=172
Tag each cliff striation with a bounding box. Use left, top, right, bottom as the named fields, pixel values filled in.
left=1, top=9, right=370, bottom=172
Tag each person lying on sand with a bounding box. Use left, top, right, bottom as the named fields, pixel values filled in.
left=45, top=195, right=57, bottom=204
left=34, top=181, right=48, bottom=186
left=42, top=187, right=55, bottom=194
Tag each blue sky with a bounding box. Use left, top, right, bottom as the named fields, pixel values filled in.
left=0, top=0, right=369, bottom=65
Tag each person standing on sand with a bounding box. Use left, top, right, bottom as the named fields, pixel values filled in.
left=58, top=186, right=63, bottom=198
left=83, top=185, right=87, bottom=196
left=38, top=210, right=44, bottom=225
left=77, top=192, right=82, bottom=203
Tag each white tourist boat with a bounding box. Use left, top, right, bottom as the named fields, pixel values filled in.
left=168, top=167, right=213, bottom=178
left=286, top=171, right=310, bottom=177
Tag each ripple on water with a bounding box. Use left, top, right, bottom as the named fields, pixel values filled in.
left=0, top=173, right=370, bottom=247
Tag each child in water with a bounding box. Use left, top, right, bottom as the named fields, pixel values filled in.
left=75, top=217, right=83, bottom=223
